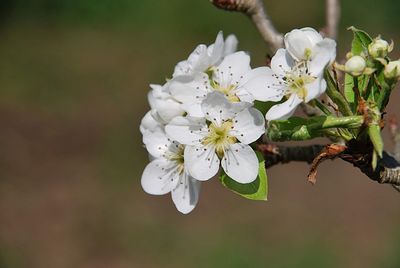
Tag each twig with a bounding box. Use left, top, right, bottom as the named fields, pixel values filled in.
left=325, top=0, right=340, bottom=39
left=257, top=142, right=400, bottom=187
left=211, top=0, right=283, bottom=52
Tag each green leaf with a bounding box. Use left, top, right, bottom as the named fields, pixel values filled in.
left=348, top=26, right=373, bottom=56
left=219, top=152, right=268, bottom=201
left=368, top=124, right=383, bottom=158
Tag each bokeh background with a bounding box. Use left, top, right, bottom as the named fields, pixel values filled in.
left=0, top=0, right=400, bottom=267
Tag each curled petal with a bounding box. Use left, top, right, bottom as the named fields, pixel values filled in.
left=143, top=130, right=171, bottom=158
left=271, top=49, right=295, bottom=77
left=171, top=174, right=201, bottom=214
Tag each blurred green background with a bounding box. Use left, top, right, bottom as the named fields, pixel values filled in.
left=0, top=1, right=400, bottom=267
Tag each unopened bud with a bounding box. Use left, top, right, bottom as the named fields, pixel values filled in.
left=368, top=39, right=389, bottom=58
left=384, top=60, right=400, bottom=80
left=345, top=56, right=366, bottom=76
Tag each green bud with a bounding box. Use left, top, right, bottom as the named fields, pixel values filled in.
left=345, top=56, right=366, bottom=76
left=368, top=39, right=389, bottom=58
left=384, top=60, right=400, bottom=80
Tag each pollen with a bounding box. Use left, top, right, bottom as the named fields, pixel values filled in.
left=202, top=121, right=237, bottom=157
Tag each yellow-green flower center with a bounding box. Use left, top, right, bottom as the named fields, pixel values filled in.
left=202, top=121, right=237, bottom=157
left=286, top=74, right=315, bottom=100
left=166, top=145, right=185, bottom=174
left=211, top=81, right=240, bottom=102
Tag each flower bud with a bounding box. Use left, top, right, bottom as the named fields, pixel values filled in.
left=368, top=39, right=389, bottom=58
left=345, top=56, right=366, bottom=76
left=384, top=60, right=400, bottom=80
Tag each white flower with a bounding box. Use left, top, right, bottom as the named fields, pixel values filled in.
left=284, top=27, right=336, bottom=63
left=165, top=92, right=265, bottom=183
left=148, top=83, right=185, bottom=124
left=169, top=51, right=274, bottom=117
left=173, top=31, right=238, bottom=77
left=249, top=47, right=332, bottom=121
left=141, top=129, right=201, bottom=214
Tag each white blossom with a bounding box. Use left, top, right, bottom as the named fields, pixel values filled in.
left=173, top=31, right=238, bottom=77
left=141, top=129, right=201, bottom=214
left=169, top=51, right=274, bottom=117
left=248, top=45, right=333, bottom=121
left=165, top=92, right=265, bottom=183
left=344, top=55, right=366, bottom=76
left=384, top=60, right=400, bottom=80
left=284, top=27, right=336, bottom=63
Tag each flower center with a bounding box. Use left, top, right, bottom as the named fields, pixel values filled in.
left=166, top=145, right=185, bottom=174
left=285, top=72, right=315, bottom=100
left=211, top=80, right=240, bottom=102
left=202, top=121, right=237, bottom=157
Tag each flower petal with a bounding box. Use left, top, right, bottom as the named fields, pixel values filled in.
left=214, top=51, right=251, bottom=86
left=184, top=145, right=220, bottom=181
left=201, top=91, right=249, bottom=125
left=140, top=111, right=162, bottom=135
left=169, top=73, right=210, bottom=104
left=171, top=174, right=201, bottom=214
left=221, top=143, right=258, bottom=183
left=143, top=130, right=171, bottom=158
left=232, top=108, right=265, bottom=144
left=309, top=38, right=337, bottom=75
left=284, top=28, right=322, bottom=61
left=240, top=67, right=285, bottom=102
left=223, top=34, right=238, bottom=56
left=305, top=76, right=326, bottom=103
left=271, top=48, right=295, bottom=77
left=208, top=31, right=224, bottom=65
left=265, top=94, right=302, bottom=121
left=165, top=116, right=206, bottom=146
left=141, top=159, right=180, bottom=195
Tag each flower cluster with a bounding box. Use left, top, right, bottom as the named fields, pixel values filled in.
left=140, top=28, right=336, bottom=213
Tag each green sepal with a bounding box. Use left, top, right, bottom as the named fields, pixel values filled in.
left=219, top=152, right=268, bottom=201
left=367, top=124, right=383, bottom=158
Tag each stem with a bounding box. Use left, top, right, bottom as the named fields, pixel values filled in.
left=325, top=70, right=353, bottom=116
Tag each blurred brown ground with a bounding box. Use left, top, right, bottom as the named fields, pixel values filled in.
left=0, top=1, right=400, bottom=267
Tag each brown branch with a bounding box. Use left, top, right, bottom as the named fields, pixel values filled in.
left=325, top=0, right=340, bottom=39
left=257, top=142, right=400, bottom=187
left=211, top=0, right=283, bottom=53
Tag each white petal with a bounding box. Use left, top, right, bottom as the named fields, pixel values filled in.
left=173, top=60, right=192, bottom=77
left=171, top=174, right=201, bottom=214
left=165, top=116, right=206, bottom=146
left=141, top=159, right=180, bottom=195
left=301, top=27, right=323, bottom=46
left=201, top=91, right=248, bottom=125
left=265, top=94, right=302, bottom=121
left=240, top=67, right=285, bottom=102
left=214, top=51, right=251, bottom=86
left=143, top=130, right=171, bottom=158
left=189, top=44, right=211, bottom=73
left=153, top=98, right=185, bottom=123
left=221, top=143, right=258, bottom=183
left=181, top=102, right=204, bottom=117
left=140, top=111, right=162, bottom=135
left=223, top=34, right=238, bottom=56
left=169, top=74, right=210, bottom=103
left=271, top=49, right=295, bottom=77
left=208, top=31, right=225, bottom=65
left=231, top=108, right=265, bottom=144
left=309, top=39, right=337, bottom=75
left=184, top=145, right=220, bottom=181
left=305, top=76, right=326, bottom=102
left=284, top=28, right=320, bottom=61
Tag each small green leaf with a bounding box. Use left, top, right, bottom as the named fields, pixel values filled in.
left=368, top=124, right=383, bottom=158
left=348, top=26, right=373, bottom=55
left=219, top=152, right=268, bottom=200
